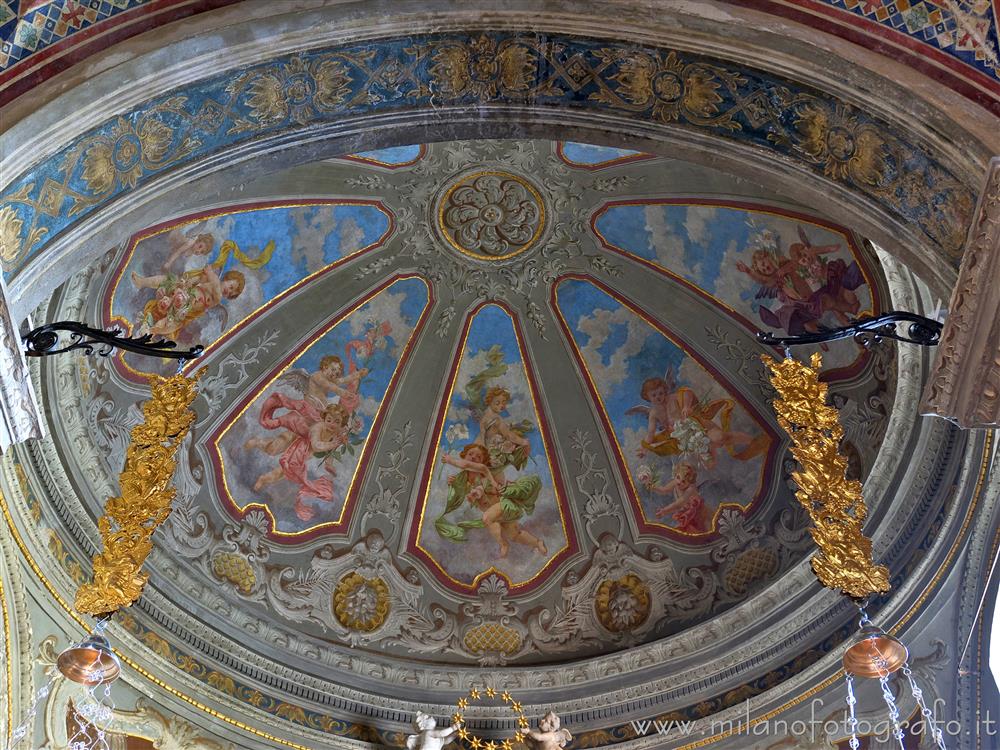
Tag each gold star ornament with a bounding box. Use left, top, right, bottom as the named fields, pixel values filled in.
left=452, top=686, right=528, bottom=750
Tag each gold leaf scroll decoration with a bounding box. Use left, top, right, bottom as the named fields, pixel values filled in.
left=762, top=353, right=890, bottom=599
left=75, top=372, right=200, bottom=617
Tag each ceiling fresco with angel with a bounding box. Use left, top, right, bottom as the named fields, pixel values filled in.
left=554, top=278, right=777, bottom=539
left=56, top=139, right=896, bottom=668
left=409, top=303, right=575, bottom=594
left=592, top=200, right=880, bottom=375
left=211, top=276, right=429, bottom=538
left=103, top=200, right=393, bottom=380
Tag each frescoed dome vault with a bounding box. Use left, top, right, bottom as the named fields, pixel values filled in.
left=16, top=137, right=970, bottom=745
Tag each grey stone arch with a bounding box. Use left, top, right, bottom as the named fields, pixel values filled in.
left=3, top=1, right=997, bottom=318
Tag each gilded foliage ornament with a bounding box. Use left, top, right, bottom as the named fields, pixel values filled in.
left=793, top=102, right=889, bottom=187
left=240, top=54, right=353, bottom=127
left=0, top=204, right=32, bottom=262
left=594, top=49, right=742, bottom=128
left=763, top=353, right=890, bottom=599
left=3, top=34, right=974, bottom=279
left=430, top=35, right=537, bottom=99
left=75, top=372, right=200, bottom=616
left=81, top=116, right=174, bottom=194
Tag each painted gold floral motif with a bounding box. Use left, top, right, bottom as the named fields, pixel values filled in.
left=793, top=102, right=889, bottom=187
left=4, top=34, right=974, bottom=280
left=763, top=353, right=890, bottom=599
left=899, top=166, right=974, bottom=259
left=438, top=171, right=544, bottom=260
left=429, top=35, right=537, bottom=99
left=243, top=55, right=352, bottom=126
left=332, top=572, right=390, bottom=632
left=594, top=49, right=741, bottom=129
left=0, top=205, right=25, bottom=262
left=594, top=574, right=651, bottom=632
left=81, top=116, right=174, bottom=194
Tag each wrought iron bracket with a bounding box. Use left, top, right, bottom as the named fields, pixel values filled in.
left=22, top=322, right=203, bottom=361
left=756, top=311, right=942, bottom=349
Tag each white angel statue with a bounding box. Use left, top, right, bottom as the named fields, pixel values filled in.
left=405, top=711, right=461, bottom=750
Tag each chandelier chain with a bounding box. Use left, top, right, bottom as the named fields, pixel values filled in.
left=878, top=673, right=906, bottom=750
left=845, top=674, right=861, bottom=750
left=903, top=664, right=948, bottom=749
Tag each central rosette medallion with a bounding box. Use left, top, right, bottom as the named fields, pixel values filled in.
left=436, top=170, right=545, bottom=260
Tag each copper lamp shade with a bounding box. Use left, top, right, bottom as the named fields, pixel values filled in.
left=57, top=634, right=121, bottom=686
left=843, top=624, right=908, bottom=678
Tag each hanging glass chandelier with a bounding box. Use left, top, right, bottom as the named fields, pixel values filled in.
left=764, top=352, right=948, bottom=749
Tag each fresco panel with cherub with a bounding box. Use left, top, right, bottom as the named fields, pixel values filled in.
left=104, top=201, right=393, bottom=379
left=554, top=278, right=778, bottom=539
left=409, top=303, right=575, bottom=594
left=209, top=277, right=429, bottom=538
left=591, top=200, right=880, bottom=376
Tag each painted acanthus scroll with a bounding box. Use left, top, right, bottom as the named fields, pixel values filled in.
left=75, top=372, right=200, bottom=616
left=763, top=353, right=889, bottom=599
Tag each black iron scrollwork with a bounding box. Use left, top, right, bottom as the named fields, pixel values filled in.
left=756, top=311, right=943, bottom=349
left=22, top=322, right=203, bottom=361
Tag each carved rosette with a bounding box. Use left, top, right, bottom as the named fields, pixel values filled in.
left=437, top=170, right=544, bottom=260
left=594, top=574, right=651, bottom=632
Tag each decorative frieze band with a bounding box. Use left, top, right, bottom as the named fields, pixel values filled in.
left=922, top=157, right=1000, bottom=428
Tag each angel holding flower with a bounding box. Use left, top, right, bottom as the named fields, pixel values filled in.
left=644, top=462, right=713, bottom=533
left=627, top=367, right=765, bottom=468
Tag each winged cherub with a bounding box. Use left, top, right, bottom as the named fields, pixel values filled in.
left=405, top=712, right=461, bottom=750
left=627, top=366, right=762, bottom=467
left=526, top=711, right=572, bottom=750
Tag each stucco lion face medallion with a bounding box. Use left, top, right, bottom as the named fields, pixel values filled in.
left=333, top=572, right=390, bottom=632
left=595, top=574, right=652, bottom=633
left=437, top=170, right=545, bottom=261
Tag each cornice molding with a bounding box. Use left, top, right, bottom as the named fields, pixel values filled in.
left=1, top=6, right=991, bottom=315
